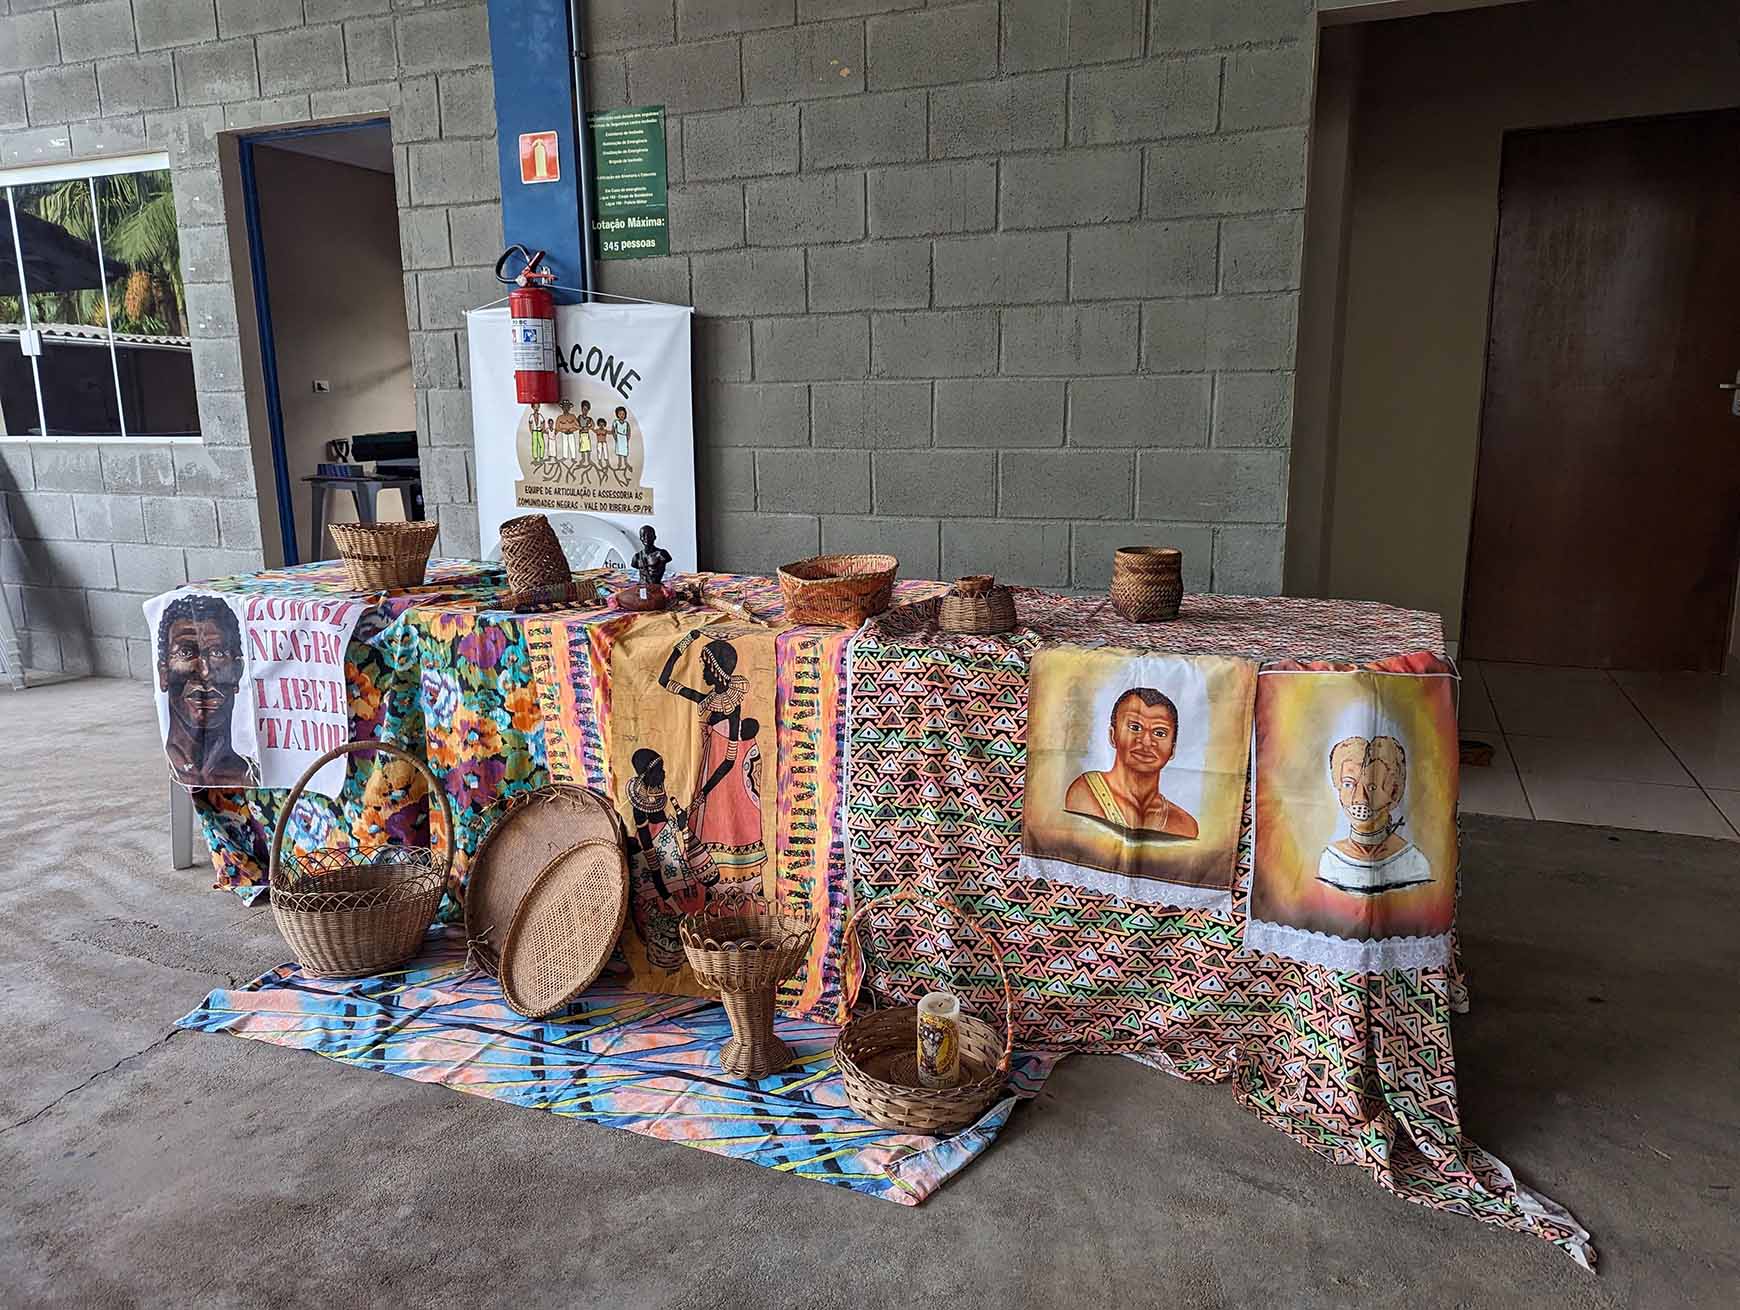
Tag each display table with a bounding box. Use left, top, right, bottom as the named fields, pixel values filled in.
left=182, top=560, right=1591, bottom=1267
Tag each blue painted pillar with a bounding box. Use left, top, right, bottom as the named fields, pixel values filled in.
left=485, top=0, right=591, bottom=301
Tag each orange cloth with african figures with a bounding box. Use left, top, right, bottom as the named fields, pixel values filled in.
left=607, top=610, right=779, bottom=997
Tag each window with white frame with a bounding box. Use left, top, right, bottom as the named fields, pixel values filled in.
left=0, top=153, right=200, bottom=442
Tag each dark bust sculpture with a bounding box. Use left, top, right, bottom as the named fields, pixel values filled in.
left=619, top=524, right=674, bottom=612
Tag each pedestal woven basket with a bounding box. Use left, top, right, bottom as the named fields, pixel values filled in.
left=328, top=520, right=438, bottom=591
left=938, top=574, right=1017, bottom=635
left=680, top=905, right=814, bottom=1077
left=835, top=887, right=1012, bottom=1135
left=777, top=553, right=896, bottom=627
left=268, top=740, right=451, bottom=979
left=498, top=513, right=572, bottom=594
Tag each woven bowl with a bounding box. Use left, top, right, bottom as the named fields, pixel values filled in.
left=777, top=553, right=897, bottom=627
left=329, top=520, right=438, bottom=591
left=679, top=906, right=814, bottom=992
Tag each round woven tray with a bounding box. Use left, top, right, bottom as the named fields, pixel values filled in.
left=680, top=906, right=814, bottom=1077
left=777, top=553, right=896, bottom=627
left=268, top=740, right=452, bottom=980
left=834, top=888, right=1012, bottom=1135
left=499, top=837, right=629, bottom=1018
left=328, top=520, right=438, bottom=591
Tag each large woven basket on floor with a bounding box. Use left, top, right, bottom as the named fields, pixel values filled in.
left=835, top=888, right=1012, bottom=1134
left=269, top=740, right=451, bottom=979
left=680, top=904, right=815, bottom=1077
left=329, top=520, right=438, bottom=591
left=777, top=553, right=897, bottom=627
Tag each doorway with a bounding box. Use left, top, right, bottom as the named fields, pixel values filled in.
left=234, top=121, right=419, bottom=566
left=1461, top=108, right=1740, bottom=671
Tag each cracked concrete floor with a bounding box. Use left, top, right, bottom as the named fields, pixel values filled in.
left=2, top=677, right=1736, bottom=1308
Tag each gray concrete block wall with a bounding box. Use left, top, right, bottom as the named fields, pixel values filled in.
left=1, top=0, right=496, bottom=678
left=590, top=0, right=1313, bottom=595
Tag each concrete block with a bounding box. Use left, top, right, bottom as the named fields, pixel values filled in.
left=867, top=3, right=997, bottom=90
left=583, top=52, right=630, bottom=111
left=397, top=77, right=443, bottom=143
left=1137, top=449, right=1286, bottom=522
left=628, top=38, right=741, bottom=114
left=692, top=248, right=807, bottom=317
left=218, top=0, right=303, bottom=38
left=173, top=39, right=259, bottom=106
left=665, top=114, right=686, bottom=186
left=871, top=309, right=997, bottom=380
left=20, top=628, right=62, bottom=674
left=820, top=515, right=939, bottom=578
left=0, top=125, right=73, bottom=166
left=744, top=20, right=864, bottom=103
left=415, top=265, right=500, bottom=330
left=746, top=172, right=864, bottom=246
left=930, top=73, right=1065, bottom=160
left=1001, top=450, right=1134, bottom=519
left=408, top=138, right=499, bottom=206
left=32, top=446, right=105, bottom=493
left=801, top=90, right=925, bottom=168
left=1222, top=46, right=1313, bottom=131
left=87, top=587, right=152, bottom=640
left=16, top=537, right=118, bottom=589
left=1001, top=150, right=1141, bottom=230
left=1213, top=524, right=1284, bottom=594
left=1068, top=57, right=1219, bottom=146
left=345, top=18, right=401, bottom=89
left=806, top=239, right=929, bottom=312
left=595, top=254, right=692, bottom=306
left=21, top=585, right=88, bottom=632
left=756, top=449, right=871, bottom=514
left=1145, top=128, right=1307, bottom=218
left=685, top=105, right=800, bottom=181
left=1, top=443, right=35, bottom=492
left=167, top=164, right=225, bottom=230
left=73, top=494, right=145, bottom=544
left=399, top=208, right=451, bottom=271
left=702, top=511, right=819, bottom=574
left=0, top=77, right=24, bottom=131
left=702, top=383, right=811, bottom=447
left=126, top=636, right=158, bottom=680
left=812, top=381, right=930, bottom=449
left=148, top=107, right=225, bottom=168
left=1149, top=0, right=1313, bottom=52
left=420, top=447, right=470, bottom=504
left=680, top=0, right=795, bottom=42
left=1001, top=304, right=1138, bottom=377
left=58, top=1, right=137, bottom=62
left=193, top=390, right=251, bottom=447
left=934, top=380, right=1065, bottom=449
left=1213, top=371, right=1294, bottom=448
left=184, top=547, right=263, bottom=583
left=6, top=491, right=74, bottom=539
left=134, top=0, right=216, bottom=53
left=257, top=25, right=347, bottom=96
left=90, top=634, right=131, bottom=677
left=1140, top=294, right=1298, bottom=373
left=942, top=518, right=1071, bottom=587
left=72, top=115, right=149, bottom=156
left=397, top=6, right=491, bottom=76
left=172, top=445, right=256, bottom=498
left=25, top=66, right=100, bottom=125
left=1219, top=213, right=1303, bottom=293
left=798, top=0, right=906, bottom=16
left=1073, top=521, right=1212, bottom=590
left=435, top=502, right=480, bottom=559
left=933, top=231, right=1066, bottom=308
left=215, top=499, right=263, bottom=551
left=1069, top=375, right=1210, bottom=448
left=101, top=445, right=176, bottom=494
left=141, top=495, right=217, bottom=547
left=872, top=451, right=996, bottom=517
left=867, top=161, right=995, bottom=238
left=668, top=182, right=745, bottom=252
left=426, top=388, right=473, bottom=448
left=191, top=336, right=245, bottom=394
left=696, top=317, right=753, bottom=381
left=696, top=439, right=758, bottom=512
left=308, top=81, right=392, bottom=122
left=753, top=315, right=869, bottom=381
left=183, top=281, right=239, bottom=340
left=0, top=13, right=58, bottom=77
left=1003, top=0, right=1144, bottom=72
left=589, top=0, right=675, bottom=52
left=1071, top=221, right=1217, bottom=300
left=306, top=0, right=390, bottom=21
left=447, top=203, right=504, bottom=267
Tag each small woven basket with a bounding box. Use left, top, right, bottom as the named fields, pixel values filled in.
left=777, top=553, right=897, bottom=627
left=835, top=888, right=1012, bottom=1135
left=680, top=904, right=815, bottom=1077
left=1109, top=545, right=1183, bottom=622
left=498, top=513, right=573, bottom=594
left=328, top=520, right=438, bottom=591
left=268, top=740, right=451, bottom=979
left=938, top=574, right=1017, bottom=635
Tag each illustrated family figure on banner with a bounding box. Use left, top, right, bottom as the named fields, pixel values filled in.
left=526, top=396, right=637, bottom=486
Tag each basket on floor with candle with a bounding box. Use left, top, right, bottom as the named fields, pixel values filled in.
left=834, top=887, right=1012, bottom=1135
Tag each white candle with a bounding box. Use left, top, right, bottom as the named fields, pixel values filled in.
left=916, top=991, right=961, bottom=1089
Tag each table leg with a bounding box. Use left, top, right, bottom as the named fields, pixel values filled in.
left=354, top=482, right=379, bottom=525
left=309, top=483, right=327, bottom=562
left=170, top=778, right=197, bottom=870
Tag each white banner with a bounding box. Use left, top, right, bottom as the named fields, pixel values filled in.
left=468, top=300, right=697, bottom=572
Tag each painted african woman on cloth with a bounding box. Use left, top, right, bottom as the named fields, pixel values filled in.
left=607, top=610, right=778, bottom=994
left=1247, top=653, right=1459, bottom=971
left=1021, top=649, right=1255, bottom=911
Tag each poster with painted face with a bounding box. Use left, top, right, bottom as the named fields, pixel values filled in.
left=1247, top=653, right=1459, bottom=971
left=143, top=590, right=260, bottom=790
left=1021, top=649, right=1256, bottom=912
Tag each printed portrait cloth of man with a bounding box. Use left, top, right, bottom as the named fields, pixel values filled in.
left=1021, top=649, right=1257, bottom=912
left=1247, top=653, right=1460, bottom=972
left=143, top=590, right=261, bottom=789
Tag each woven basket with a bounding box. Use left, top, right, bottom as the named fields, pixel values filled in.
left=777, top=553, right=897, bottom=627
left=269, top=740, right=451, bottom=979
left=1109, top=545, right=1183, bottom=622
left=499, top=837, right=629, bottom=1018
left=328, top=520, right=438, bottom=591
left=835, top=888, right=1012, bottom=1134
left=499, top=513, right=572, bottom=594
left=680, top=904, right=815, bottom=1077
left=938, top=574, right=1017, bottom=635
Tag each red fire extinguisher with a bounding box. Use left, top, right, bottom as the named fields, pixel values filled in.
left=494, top=245, right=559, bottom=419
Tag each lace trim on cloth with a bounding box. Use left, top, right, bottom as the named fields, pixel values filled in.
left=1017, top=853, right=1235, bottom=916
left=1242, top=919, right=1452, bottom=973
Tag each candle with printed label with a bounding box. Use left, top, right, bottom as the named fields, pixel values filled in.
left=916, top=991, right=962, bottom=1089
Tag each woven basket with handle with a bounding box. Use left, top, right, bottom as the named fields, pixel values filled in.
left=268, top=740, right=451, bottom=979
left=835, top=887, right=1012, bottom=1135
left=777, top=553, right=897, bottom=627
left=328, top=520, right=438, bottom=591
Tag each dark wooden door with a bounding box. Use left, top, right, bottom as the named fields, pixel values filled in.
left=1462, top=109, right=1740, bottom=671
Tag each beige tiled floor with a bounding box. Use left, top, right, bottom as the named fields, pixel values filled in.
left=1458, top=661, right=1740, bottom=838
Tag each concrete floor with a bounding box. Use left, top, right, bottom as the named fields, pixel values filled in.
left=1, top=678, right=1735, bottom=1308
